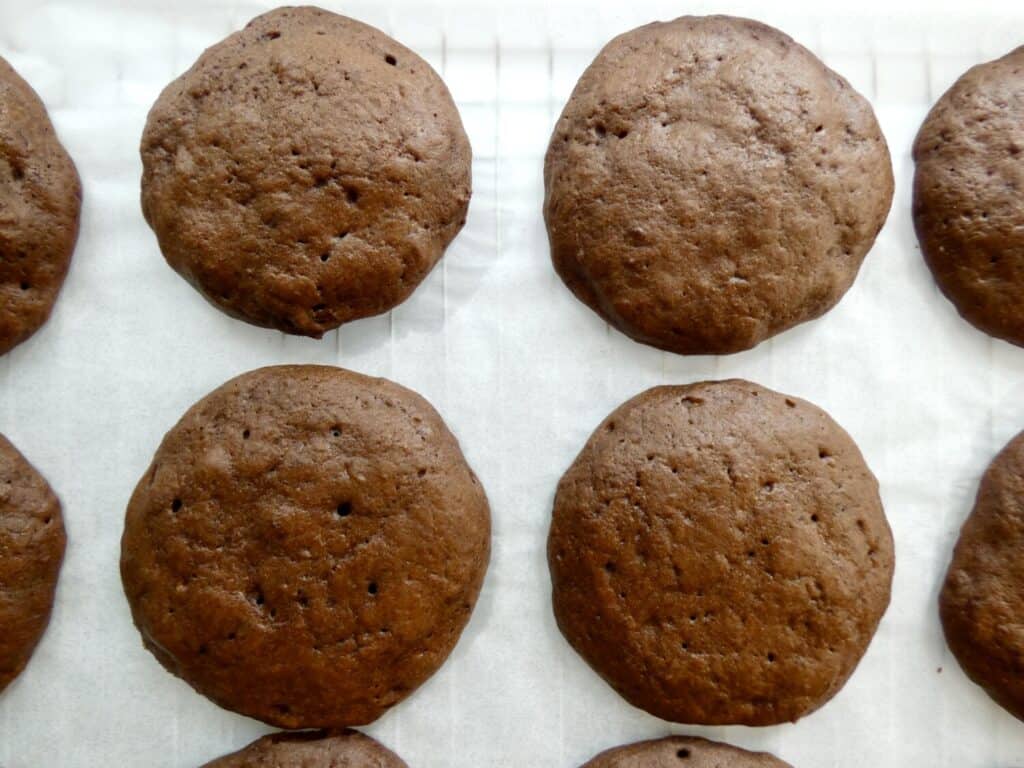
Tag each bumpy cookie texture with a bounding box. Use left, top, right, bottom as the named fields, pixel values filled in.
left=581, top=736, right=792, bottom=768
left=0, top=434, right=66, bottom=693
left=141, top=6, right=471, bottom=336
left=200, top=729, right=407, bottom=767
left=548, top=380, right=893, bottom=725
left=120, top=365, right=490, bottom=728
left=544, top=16, right=893, bottom=355
left=0, top=57, right=82, bottom=356
left=940, top=431, right=1024, bottom=721
left=913, top=47, right=1024, bottom=346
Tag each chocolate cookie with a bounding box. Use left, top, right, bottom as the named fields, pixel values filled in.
left=940, top=430, right=1024, bottom=721
left=0, top=57, right=82, bottom=356
left=544, top=16, right=893, bottom=355
left=580, top=736, right=792, bottom=768
left=120, top=365, right=490, bottom=728
left=0, top=434, right=66, bottom=693
left=913, top=47, right=1024, bottom=346
left=200, top=729, right=406, bottom=767
left=140, top=6, right=471, bottom=336
left=548, top=380, right=893, bottom=725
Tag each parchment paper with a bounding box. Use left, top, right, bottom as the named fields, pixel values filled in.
left=2, top=1, right=1024, bottom=765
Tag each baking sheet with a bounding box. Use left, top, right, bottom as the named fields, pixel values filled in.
left=2, top=0, right=1024, bottom=765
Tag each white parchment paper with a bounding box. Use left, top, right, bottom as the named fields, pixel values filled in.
left=2, top=0, right=1024, bottom=765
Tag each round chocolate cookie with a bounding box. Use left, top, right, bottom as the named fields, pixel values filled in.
left=940, top=430, right=1024, bottom=721
left=544, top=16, right=893, bottom=355
left=200, top=729, right=407, bottom=767
left=0, top=434, right=66, bottom=693
left=548, top=380, right=893, bottom=725
left=580, top=736, right=792, bottom=768
left=913, top=47, right=1024, bottom=346
left=120, top=365, right=490, bottom=728
left=141, top=6, right=471, bottom=336
left=0, top=57, right=82, bottom=356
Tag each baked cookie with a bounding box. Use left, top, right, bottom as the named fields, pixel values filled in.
left=141, top=6, right=471, bottom=336
left=913, top=47, right=1024, bottom=346
left=548, top=380, right=893, bottom=725
left=0, top=434, right=66, bottom=693
left=544, top=16, right=893, bottom=355
left=120, top=365, right=490, bottom=728
left=0, top=56, right=82, bottom=356
left=940, top=430, right=1024, bottom=721
left=200, top=729, right=406, bottom=767
left=580, top=736, right=792, bottom=768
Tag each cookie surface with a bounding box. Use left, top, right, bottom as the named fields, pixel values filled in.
left=141, top=6, right=471, bottom=336
left=548, top=380, right=893, bottom=725
left=940, top=431, right=1024, bottom=720
left=120, top=365, right=490, bottom=728
left=580, top=736, right=791, bottom=768
left=200, top=729, right=407, bottom=767
left=913, top=47, right=1024, bottom=346
left=0, top=57, right=82, bottom=356
left=544, top=16, right=892, bottom=355
left=0, top=434, right=66, bottom=693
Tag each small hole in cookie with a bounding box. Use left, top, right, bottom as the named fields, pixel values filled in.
left=418, top=468, right=427, bottom=477
left=336, top=230, right=348, bottom=240
left=320, top=252, right=330, bottom=262
left=784, top=398, right=796, bottom=408
left=337, top=501, right=352, bottom=517
left=595, top=124, right=607, bottom=138
left=263, top=31, right=281, bottom=40
left=815, top=124, right=824, bottom=133
left=20, top=282, right=30, bottom=290
left=604, top=561, right=616, bottom=573
left=767, top=652, right=776, bottom=662
left=171, top=499, right=182, bottom=512
left=243, top=429, right=250, bottom=439
left=346, top=187, right=360, bottom=204
left=331, top=427, right=342, bottom=437
left=44, top=516, right=52, bottom=525
left=385, top=54, right=397, bottom=66
left=811, top=513, right=819, bottom=523
left=616, top=129, right=629, bottom=139
left=255, top=591, right=265, bottom=606
left=819, top=448, right=830, bottom=460
left=368, top=581, right=379, bottom=595
left=677, top=749, right=691, bottom=759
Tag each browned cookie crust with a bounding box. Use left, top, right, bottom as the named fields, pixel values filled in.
left=120, top=365, right=490, bottom=728
left=940, top=430, right=1024, bottom=721
left=913, top=47, right=1024, bottom=346
left=141, top=6, right=471, bottom=336
left=580, top=736, right=792, bottom=767
left=0, top=57, right=82, bottom=356
left=544, top=16, right=892, bottom=355
left=548, top=380, right=893, bottom=725
left=0, top=434, right=66, bottom=692
left=200, top=729, right=407, bottom=767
